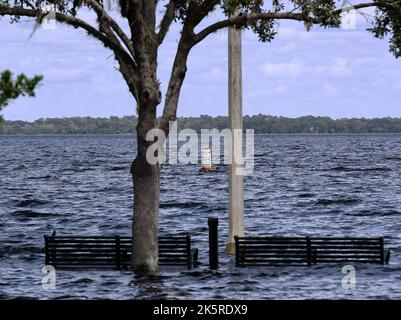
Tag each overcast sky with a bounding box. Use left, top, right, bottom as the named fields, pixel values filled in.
left=1, top=5, right=401, bottom=121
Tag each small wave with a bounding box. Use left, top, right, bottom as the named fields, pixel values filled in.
left=108, top=166, right=128, bottom=171
left=69, top=278, right=95, bottom=284
left=12, top=164, right=26, bottom=170
left=316, top=197, right=361, bottom=205
left=160, top=202, right=206, bottom=209
left=255, top=152, right=269, bottom=157
left=75, top=167, right=96, bottom=172
left=352, top=210, right=401, bottom=216
left=362, top=167, right=392, bottom=172
left=27, top=175, right=53, bottom=180
left=328, top=166, right=391, bottom=172
left=63, top=166, right=96, bottom=173
left=53, top=295, right=89, bottom=300
left=329, top=166, right=348, bottom=171
left=297, top=193, right=315, bottom=198
left=0, top=245, right=43, bottom=255
left=385, top=156, right=401, bottom=161
left=8, top=296, right=37, bottom=300
left=15, top=199, right=49, bottom=208
left=197, top=168, right=226, bottom=174
left=12, top=210, right=58, bottom=218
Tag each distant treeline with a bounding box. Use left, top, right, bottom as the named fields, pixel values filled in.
left=2, top=115, right=401, bottom=134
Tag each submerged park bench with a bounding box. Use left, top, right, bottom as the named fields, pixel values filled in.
left=44, top=234, right=198, bottom=270
left=234, top=236, right=391, bottom=267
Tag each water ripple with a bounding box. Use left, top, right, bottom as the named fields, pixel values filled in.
left=1, top=134, right=401, bottom=299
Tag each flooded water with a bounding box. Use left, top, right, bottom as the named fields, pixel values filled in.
left=0, top=134, right=400, bottom=299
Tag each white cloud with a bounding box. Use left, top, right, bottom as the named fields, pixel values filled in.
left=353, top=56, right=380, bottom=66
left=274, top=83, right=288, bottom=93
left=210, top=67, right=225, bottom=78
left=272, top=42, right=296, bottom=53
left=311, top=58, right=351, bottom=76
left=261, top=57, right=351, bottom=78
left=262, top=60, right=302, bottom=77
left=277, top=27, right=312, bottom=40
left=44, top=67, right=90, bottom=81
left=320, top=83, right=340, bottom=96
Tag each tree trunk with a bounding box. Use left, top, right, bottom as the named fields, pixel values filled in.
left=131, top=98, right=160, bottom=274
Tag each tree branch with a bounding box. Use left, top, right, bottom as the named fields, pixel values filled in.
left=157, top=0, right=177, bottom=46
left=0, top=6, right=135, bottom=67
left=84, top=3, right=139, bottom=100
left=194, top=1, right=384, bottom=45
left=83, top=0, right=136, bottom=61
left=158, top=43, right=190, bottom=135
left=128, top=1, right=149, bottom=64
left=158, top=35, right=192, bottom=134
left=158, top=0, right=220, bottom=132
left=195, top=12, right=305, bottom=44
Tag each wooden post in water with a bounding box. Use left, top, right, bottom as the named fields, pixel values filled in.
left=208, top=218, right=219, bottom=269
left=226, top=12, right=244, bottom=255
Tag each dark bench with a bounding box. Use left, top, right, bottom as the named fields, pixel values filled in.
left=234, top=236, right=390, bottom=267
left=44, top=234, right=198, bottom=270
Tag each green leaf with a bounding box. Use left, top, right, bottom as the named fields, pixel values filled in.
left=0, top=70, right=43, bottom=121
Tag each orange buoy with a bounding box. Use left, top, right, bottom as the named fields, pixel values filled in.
left=201, top=148, right=213, bottom=172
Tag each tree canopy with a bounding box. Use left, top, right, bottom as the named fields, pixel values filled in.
left=0, top=70, right=43, bottom=122
left=3, top=115, right=401, bottom=134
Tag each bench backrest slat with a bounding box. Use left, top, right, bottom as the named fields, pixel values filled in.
left=235, top=236, right=388, bottom=267
left=44, top=234, right=195, bottom=270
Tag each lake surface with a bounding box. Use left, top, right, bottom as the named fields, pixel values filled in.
left=0, top=134, right=400, bottom=299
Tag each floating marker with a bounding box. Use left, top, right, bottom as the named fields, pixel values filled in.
left=201, top=148, right=213, bottom=172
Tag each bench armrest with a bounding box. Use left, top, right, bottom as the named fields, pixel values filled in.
left=384, top=250, right=391, bottom=264
left=191, top=248, right=198, bottom=268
